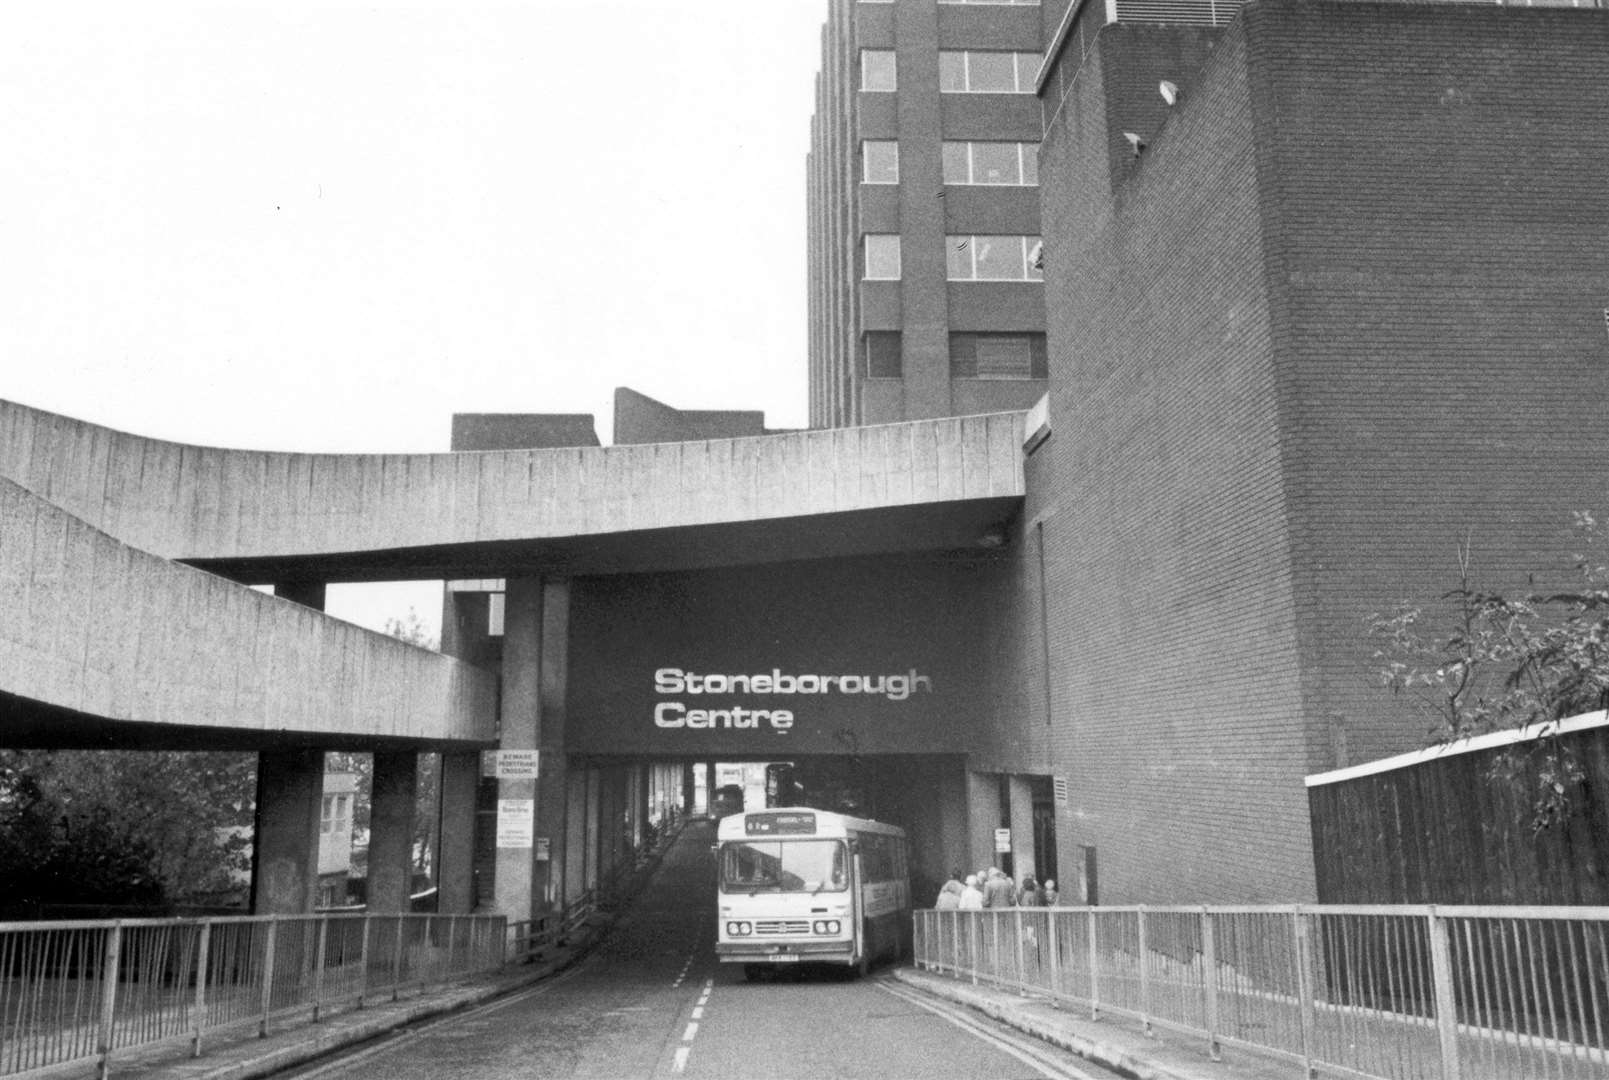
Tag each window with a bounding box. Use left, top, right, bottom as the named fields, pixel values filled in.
left=946, top=235, right=1043, bottom=281
left=864, top=234, right=902, bottom=280
left=939, top=51, right=1039, bottom=93
left=861, top=50, right=897, bottom=91
left=941, top=141, right=1039, bottom=185
left=951, top=332, right=1047, bottom=379
left=862, top=141, right=899, bottom=184
left=864, top=331, right=902, bottom=378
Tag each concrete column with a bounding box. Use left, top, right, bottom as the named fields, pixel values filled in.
left=565, top=766, right=588, bottom=906
left=535, top=580, right=570, bottom=910
left=368, top=751, right=418, bottom=913
left=682, top=763, right=695, bottom=815
left=1008, top=774, right=1037, bottom=885
left=493, top=577, right=542, bottom=923
left=966, top=770, right=1001, bottom=876
left=436, top=751, right=480, bottom=914
left=703, top=762, right=715, bottom=814
left=251, top=749, right=325, bottom=914
left=585, top=766, right=601, bottom=892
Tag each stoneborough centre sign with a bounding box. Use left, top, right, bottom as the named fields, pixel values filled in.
left=651, top=667, right=933, bottom=733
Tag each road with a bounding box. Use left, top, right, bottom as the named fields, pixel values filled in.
left=282, top=820, right=1118, bottom=1080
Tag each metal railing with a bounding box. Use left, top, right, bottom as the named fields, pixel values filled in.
left=0, top=911, right=506, bottom=1079
left=915, top=905, right=1609, bottom=1080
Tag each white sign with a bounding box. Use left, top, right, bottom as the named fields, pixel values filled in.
left=534, top=837, right=551, bottom=862
left=994, top=828, right=1012, bottom=854
left=492, top=750, right=540, bottom=780
left=497, top=799, right=535, bottom=848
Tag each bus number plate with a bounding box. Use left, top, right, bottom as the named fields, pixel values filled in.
left=766, top=954, right=800, bottom=963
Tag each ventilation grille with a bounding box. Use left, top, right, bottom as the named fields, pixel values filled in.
left=1113, top=0, right=1244, bottom=26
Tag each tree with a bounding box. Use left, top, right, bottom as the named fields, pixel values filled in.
left=1371, top=512, right=1609, bottom=829
left=0, top=748, right=255, bottom=913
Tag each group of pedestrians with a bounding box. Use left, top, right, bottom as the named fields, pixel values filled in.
left=932, top=867, right=1059, bottom=910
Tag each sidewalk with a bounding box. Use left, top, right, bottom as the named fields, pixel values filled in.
left=889, top=966, right=1307, bottom=1080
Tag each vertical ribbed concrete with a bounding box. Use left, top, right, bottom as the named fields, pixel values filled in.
left=1008, top=774, right=1036, bottom=884
left=368, top=752, right=418, bottom=913
left=966, top=771, right=1000, bottom=875
left=535, top=580, right=570, bottom=910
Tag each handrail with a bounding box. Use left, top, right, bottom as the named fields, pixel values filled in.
left=914, top=905, right=1609, bottom=1079
left=0, top=911, right=506, bottom=1078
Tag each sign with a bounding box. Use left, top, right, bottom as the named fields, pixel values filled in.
left=745, top=812, right=817, bottom=836
left=496, top=799, right=535, bottom=848
left=994, top=828, right=1012, bottom=854
left=650, top=666, right=933, bottom=735
left=491, top=750, right=540, bottom=780
left=534, top=837, right=551, bottom=862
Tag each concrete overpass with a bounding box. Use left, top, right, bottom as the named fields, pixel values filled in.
left=0, top=399, right=1032, bottom=923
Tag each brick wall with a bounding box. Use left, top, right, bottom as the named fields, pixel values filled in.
left=1032, top=1, right=1609, bottom=903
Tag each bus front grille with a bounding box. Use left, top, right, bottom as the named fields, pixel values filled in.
left=754, top=920, right=811, bottom=936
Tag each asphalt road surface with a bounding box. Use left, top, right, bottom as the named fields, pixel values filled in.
left=282, top=821, right=1118, bottom=1080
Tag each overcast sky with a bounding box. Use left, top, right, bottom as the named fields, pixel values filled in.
left=2, top=0, right=828, bottom=636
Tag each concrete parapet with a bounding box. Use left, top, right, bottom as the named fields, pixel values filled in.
left=0, top=476, right=497, bottom=747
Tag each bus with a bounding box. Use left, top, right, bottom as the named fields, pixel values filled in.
left=714, top=807, right=910, bottom=979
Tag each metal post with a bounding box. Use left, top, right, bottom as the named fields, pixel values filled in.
left=1201, top=908, right=1221, bottom=1062
left=1428, top=909, right=1464, bottom=1080
left=191, top=921, right=212, bottom=1058
left=312, top=918, right=329, bottom=1022
left=259, top=919, right=279, bottom=1039
left=357, top=914, right=371, bottom=1007
left=1046, top=908, right=1062, bottom=1000
left=391, top=917, right=405, bottom=1001
left=1014, top=909, right=1026, bottom=991
left=95, top=923, right=123, bottom=1080
left=1294, top=909, right=1317, bottom=1080
left=1089, top=908, right=1101, bottom=1021
left=1138, top=907, right=1153, bottom=1037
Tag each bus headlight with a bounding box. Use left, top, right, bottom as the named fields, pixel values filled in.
left=726, top=921, right=752, bottom=936
left=812, top=920, right=841, bottom=935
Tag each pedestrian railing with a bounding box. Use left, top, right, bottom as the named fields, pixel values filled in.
left=0, top=911, right=506, bottom=1079
left=914, top=905, right=1609, bottom=1080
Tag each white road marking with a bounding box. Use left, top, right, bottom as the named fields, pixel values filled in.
left=673, top=1046, right=691, bottom=1073
left=691, top=1006, right=704, bottom=1020
left=683, top=1022, right=699, bottom=1041
left=878, top=982, right=1110, bottom=1080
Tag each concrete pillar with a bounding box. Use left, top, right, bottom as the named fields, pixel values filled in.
left=565, top=766, right=588, bottom=906
left=436, top=751, right=480, bottom=914
left=535, top=580, right=570, bottom=910
left=703, top=762, right=715, bottom=814
left=585, top=766, right=601, bottom=892
left=368, top=751, right=418, bottom=913
left=493, top=578, right=542, bottom=923
left=251, top=749, right=325, bottom=915
left=1008, top=774, right=1037, bottom=885
left=966, top=770, right=1001, bottom=876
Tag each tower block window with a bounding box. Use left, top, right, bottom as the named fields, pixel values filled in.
left=864, top=331, right=902, bottom=378
left=950, top=332, right=1047, bottom=379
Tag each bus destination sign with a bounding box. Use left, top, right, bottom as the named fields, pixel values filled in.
left=745, top=812, right=817, bottom=836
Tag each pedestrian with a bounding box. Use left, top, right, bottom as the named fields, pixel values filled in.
left=1018, top=874, right=1043, bottom=906
left=935, top=870, right=963, bottom=910
left=959, top=874, right=984, bottom=910
left=1042, top=878, right=1059, bottom=906
left=982, top=867, right=1016, bottom=908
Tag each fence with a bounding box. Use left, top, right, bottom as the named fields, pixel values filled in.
left=0, top=911, right=506, bottom=1079
left=915, top=905, right=1609, bottom=1080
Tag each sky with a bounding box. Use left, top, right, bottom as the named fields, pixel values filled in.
left=2, top=0, right=830, bottom=637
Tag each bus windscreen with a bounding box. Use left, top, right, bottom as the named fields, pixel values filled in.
left=719, top=839, right=847, bottom=893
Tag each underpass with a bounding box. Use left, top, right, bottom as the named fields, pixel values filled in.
left=279, top=820, right=1115, bottom=1080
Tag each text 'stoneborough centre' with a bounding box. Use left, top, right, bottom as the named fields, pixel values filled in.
left=3, top=0, right=1609, bottom=922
